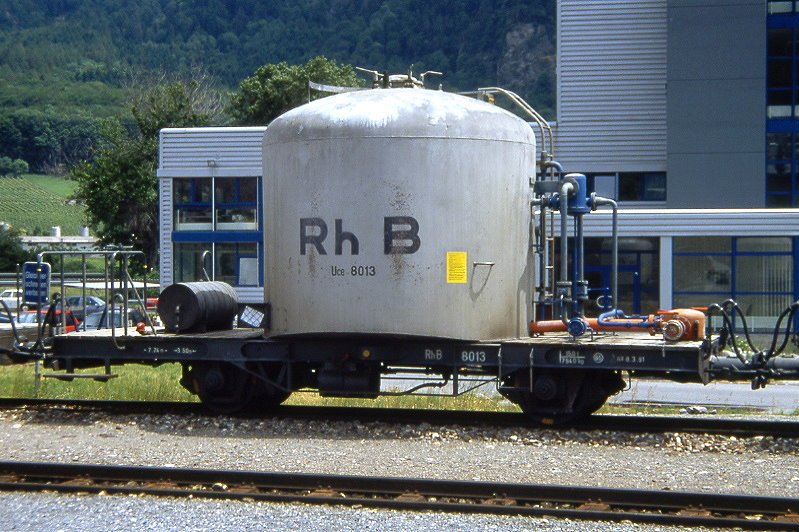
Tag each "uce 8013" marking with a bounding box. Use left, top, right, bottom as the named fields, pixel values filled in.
left=330, top=265, right=376, bottom=277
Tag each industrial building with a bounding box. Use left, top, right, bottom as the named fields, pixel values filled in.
left=555, top=0, right=799, bottom=326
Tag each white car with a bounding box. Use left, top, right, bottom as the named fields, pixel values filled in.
left=0, top=289, right=25, bottom=311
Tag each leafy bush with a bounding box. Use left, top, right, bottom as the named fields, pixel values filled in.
left=0, top=156, right=28, bottom=177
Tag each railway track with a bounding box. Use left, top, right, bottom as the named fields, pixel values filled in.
left=1, top=397, right=797, bottom=437
left=0, top=460, right=797, bottom=529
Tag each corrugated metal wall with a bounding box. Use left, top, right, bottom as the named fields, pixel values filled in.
left=158, top=178, right=173, bottom=288
left=579, top=209, right=799, bottom=238
left=158, top=127, right=266, bottom=176
left=555, top=0, right=667, bottom=172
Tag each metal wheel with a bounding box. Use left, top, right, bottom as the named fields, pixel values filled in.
left=183, top=362, right=261, bottom=414
left=181, top=361, right=292, bottom=414
left=502, top=369, right=625, bottom=425
left=249, top=361, right=292, bottom=411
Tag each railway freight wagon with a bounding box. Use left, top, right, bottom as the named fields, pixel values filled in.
left=6, top=72, right=799, bottom=424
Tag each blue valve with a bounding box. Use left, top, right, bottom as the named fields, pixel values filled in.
left=567, top=317, right=588, bottom=337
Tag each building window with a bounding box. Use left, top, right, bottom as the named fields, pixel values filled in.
left=215, top=177, right=258, bottom=230
left=215, top=243, right=259, bottom=286
left=172, top=176, right=262, bottom=288
left=769, top=1, right=798, bottom=14
left=583, top=237, right=660, bottom=316
left=767, top=132, right=795, bottom=206
left=767, top=16, right=799, bottom=205
left=583, top=172, right=667, bottom=202
left=767, top=26, right=797, bottom=119
left=673, top=237, right=794, bottom=329
left=174, top=178, right=212, bottom=230
left=173, top=242, right=261, bottom=286
left=618, top=172, right=666, bottom=202
left=175, top=177, right=259, bottom=231
left=173, top=242, right=209, bottom=283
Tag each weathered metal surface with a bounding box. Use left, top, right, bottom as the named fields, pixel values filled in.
left=0, top=323, right=38, bottom=364
left=263, top=88, right=536, bottom=340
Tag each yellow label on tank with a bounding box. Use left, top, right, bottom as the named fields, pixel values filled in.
left=446, top=252, right=468, bottom=284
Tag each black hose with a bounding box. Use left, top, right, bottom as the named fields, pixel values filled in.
left=712, top=299, right=799, bottom=366
left=772, top=308, right=797, bottom=357
left=766, top=300, right=799, bottom=360
left=720, top=300, right=759, bottom=353
left=31, top=298, right=60, bottom=353
left=707, top=303, right=748, bottom=363
left=707, top=299, right=799, bottom=365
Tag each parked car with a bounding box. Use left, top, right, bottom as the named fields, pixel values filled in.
left=16, top=310, right=80, bottom=333
left=0, top=289, right=26, bottom=311
left=61, top=295, right=106, bottom=320
left=82, top=307, right=147, bottom=330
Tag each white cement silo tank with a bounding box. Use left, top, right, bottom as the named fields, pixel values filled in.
left=263, top=88, right=535, bottom=340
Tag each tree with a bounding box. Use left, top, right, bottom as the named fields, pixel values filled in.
left=70, top=74, right=225, bottom=269
left=0, top=111, right=103, bottom=174
left=70, top=120, right=157, bottom=267
left=0, top=226, right=33, bottom=272
left=230, top=56, right=362, bottom=125
left=126, top=69, right=227, bottom=139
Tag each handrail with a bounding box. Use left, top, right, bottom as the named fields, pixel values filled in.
left=26, top=249, right=158, bottom=353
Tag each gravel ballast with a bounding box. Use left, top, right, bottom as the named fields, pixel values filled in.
left=0, top=406, right=797, bottom=530
left=0, top=491, right=707, bottom=532
left=0, top=407, right=797, bottom=495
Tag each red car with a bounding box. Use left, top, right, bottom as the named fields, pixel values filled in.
left=16, top=310, right=80, bottom=333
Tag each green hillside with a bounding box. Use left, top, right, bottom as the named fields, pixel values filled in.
left=0, top=1, right=555, bottom=176
left=0, top=0, right=554, bottom=115
left=0, top=175, right=86, bottom=235
left=0, top=0, right=554, bottom=101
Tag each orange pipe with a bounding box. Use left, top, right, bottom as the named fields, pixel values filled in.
left=656, top=308, right=706, bottom=341
left=529, top=308, right=707, bottom=341
left=529, top=318, right=656, bottom=335
left=528, top=320, right=569, bottom=333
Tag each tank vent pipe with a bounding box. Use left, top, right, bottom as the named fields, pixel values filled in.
left=559, top=180, right=574, bottom=284
left=592, top=195, right=618, bottom=313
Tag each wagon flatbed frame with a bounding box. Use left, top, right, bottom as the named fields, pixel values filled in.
left=33, top=328, right=727, bottom=422
left=51, top=328, right=706, bottom=379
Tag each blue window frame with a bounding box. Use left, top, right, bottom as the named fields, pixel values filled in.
left=215, top=243, right=259, bottom=286
left=767, top=131, right=796, bottom=206
left=584, top=237, right=659, bottom=315
left=581, top=172, right=666, bottom=202
left=618, top=172, right=666, bottom=202
left=174, top=178, right=213, bottom=230
left=215, top=177, right=258, bottom=230
left=767, top=13, right=799, bottom=205
left=172, top=239, right=263, bottom=286
left=172, top=176, right=263, bottom=287
left=769, top=1, right=799, bottom=15
left=673, top=237, right=797, bottom=331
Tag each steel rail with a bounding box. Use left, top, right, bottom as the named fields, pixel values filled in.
left=0, top=461, right=797, bottom=529
left=1, top=397, right=797, bottom=437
